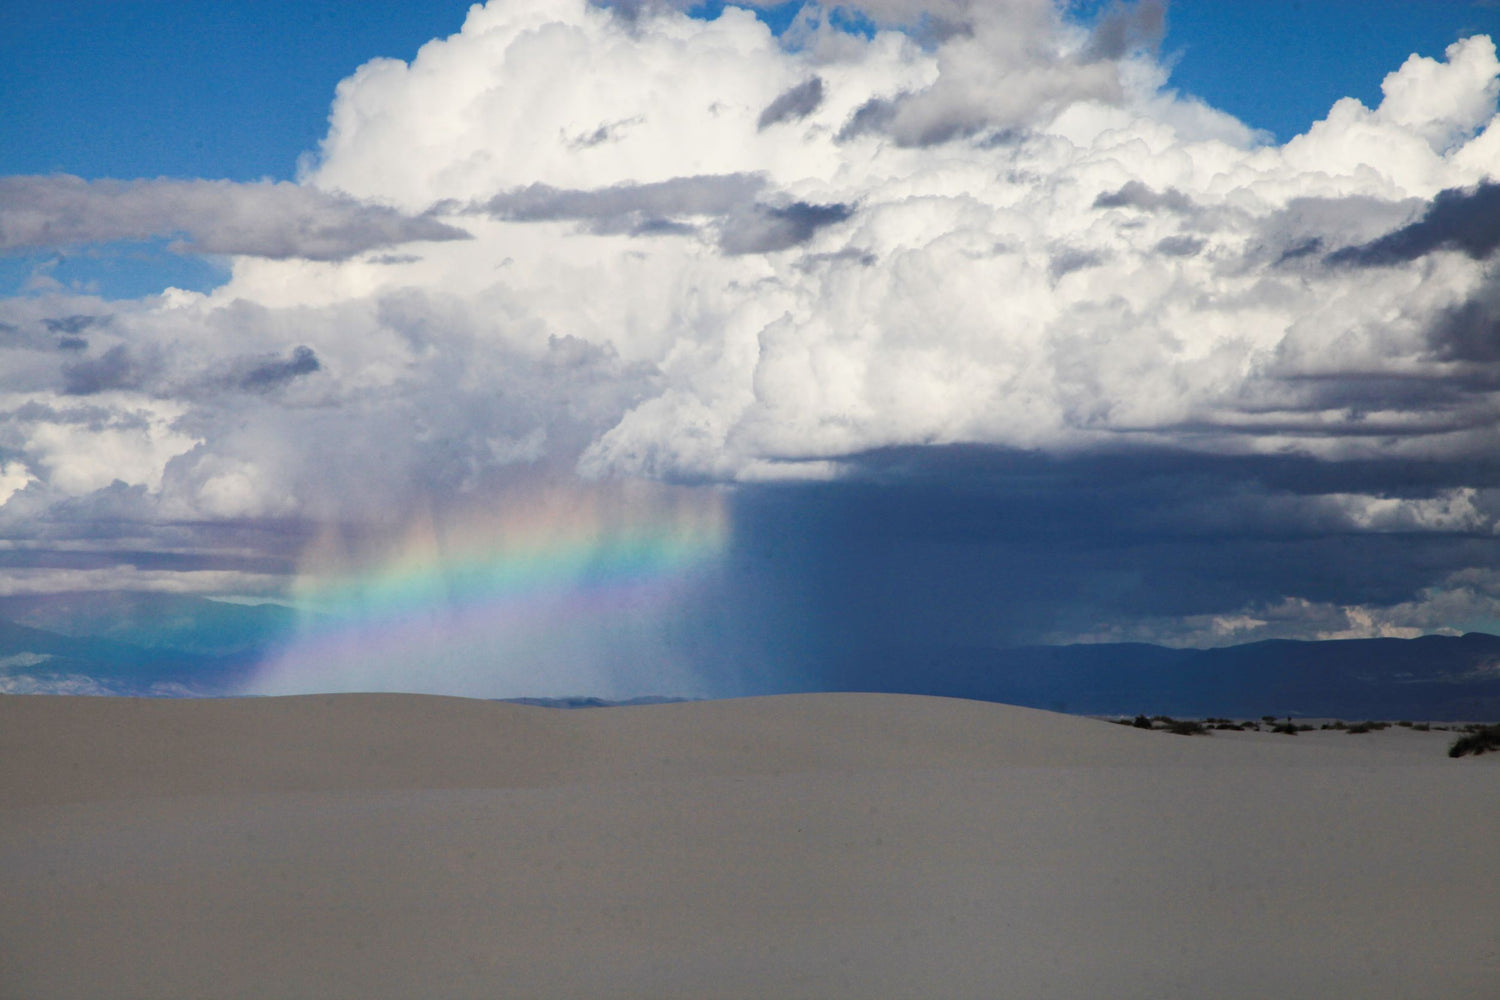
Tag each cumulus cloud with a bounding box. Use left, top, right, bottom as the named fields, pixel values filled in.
left=4, top=0, right=1500, bottom=660
left=0, top=175, right=472, bottom=260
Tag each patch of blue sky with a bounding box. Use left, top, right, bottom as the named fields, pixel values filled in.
left=0, top=240, right=230, bottom=301
left=1164, top=0, right=1500, bottom=143
left=0, top=0, right=476, bottom=182
left=3, top=0, right=1498, bottom=184
left=688, top=2, right=805, bottom=34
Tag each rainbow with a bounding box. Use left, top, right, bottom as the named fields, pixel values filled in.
left=242, top=482, right=729, bottom=698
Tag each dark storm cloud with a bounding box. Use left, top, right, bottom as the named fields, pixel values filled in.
left=720, top=445, right=1500, bottom=685
left=235, top=346, right=321, bottom=392
left=1328, top=182, right=1500, bottom=265
left=758, top=77, right=825, bottom=130
left=0, top=175, right=472, bottom=261
left=1270, top=368, right=1500, bottom=418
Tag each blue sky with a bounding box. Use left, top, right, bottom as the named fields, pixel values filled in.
left=3, top=1, right=1500, bottom=698
left=5, top=1, right=1497, bottom=301
left=5, top=1, right=1498, bottom=183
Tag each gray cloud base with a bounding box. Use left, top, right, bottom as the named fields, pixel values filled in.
left=0, top=175, right=471, bottom=260
left=1328, top=181, right=1500, bottom=264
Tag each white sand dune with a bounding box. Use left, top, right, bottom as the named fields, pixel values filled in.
left=2, top=692, right=1496, bottom=999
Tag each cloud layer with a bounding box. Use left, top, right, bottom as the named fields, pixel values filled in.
left=0, top=175, right=470, bottom=260
left=4, top=0, right=1500, bottom=676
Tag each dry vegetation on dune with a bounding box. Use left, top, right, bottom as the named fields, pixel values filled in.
left=1448, top=723, right=1500, bottom=757
left=1113, top=713, right=1500, bottom=753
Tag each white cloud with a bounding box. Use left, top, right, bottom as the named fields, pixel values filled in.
left=0, top=392, right=197, bottom=495
left=1331, top=488, right=1498, bottom=534
left=3, top=1, right=1500, bottom=634
left=0, top=652, right=52, bottom=670
left=0, top=567, right=285, bottom=597
left=0, top=672, right=119, bottom=695
left=0, top=461, right=32, bottom=507
left=1376, top=36, right=1500, bottom=151
left=276, top=2, right=1500, bottom=482
left=1054, top=584, right=1500, bottom=648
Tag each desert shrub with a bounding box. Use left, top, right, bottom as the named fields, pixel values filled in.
left=1271, top=722, right=1299, bottom=735
left=1448, top=724, right=1500, bottom=758
left=1165, top=719, right=1208, bottom=736
left=1324, top=720, right=1347, bottom=730
left=1262, top=715, right=1277, bottom=723
left=1413, top=723, right=1430, bottom=732
left=1397, top=720, right=1413, bottom=728
left=1132, top=714, right=1152, bottom=729
left=1212, top=722, right=1243, bottom=731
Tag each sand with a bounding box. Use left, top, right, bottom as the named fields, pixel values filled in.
left=2, top=693, right=1496, bottom=999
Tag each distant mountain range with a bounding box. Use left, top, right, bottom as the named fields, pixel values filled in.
left=0, top=591, right=1496, bottom=719
left=0, top=593, right=294, bottom=696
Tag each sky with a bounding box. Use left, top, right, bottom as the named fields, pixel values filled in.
left=3, top=0, right=1500, bottom=699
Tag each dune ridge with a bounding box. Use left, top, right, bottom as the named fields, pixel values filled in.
left=2, top=692, right=1496, bottom=999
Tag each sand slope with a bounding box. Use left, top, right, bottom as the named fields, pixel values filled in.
left=2, top=693, right=1496, bottom=999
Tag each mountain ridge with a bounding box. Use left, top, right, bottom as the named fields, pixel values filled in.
left=0, top=590, right=1495, bottom=718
